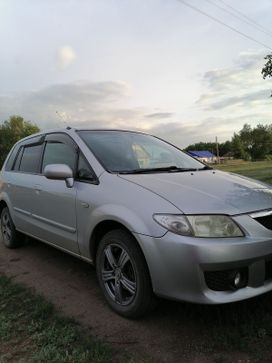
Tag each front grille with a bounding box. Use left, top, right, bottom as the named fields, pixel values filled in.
left=254, top=215, right=272, bottom=231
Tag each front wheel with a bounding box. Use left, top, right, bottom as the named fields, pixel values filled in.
left=96, top=229, right=156, bottom=318
left=0, top=207, right=24, bottom=248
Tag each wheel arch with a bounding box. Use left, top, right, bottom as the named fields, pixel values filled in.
left=90, top=220, right=134, bottom=263
left=89, top=220, right=153, bottom=288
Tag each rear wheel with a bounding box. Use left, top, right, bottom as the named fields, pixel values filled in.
left=96, top=229, right=156, bottom=318
left=0, top=207, right=24, bottom=248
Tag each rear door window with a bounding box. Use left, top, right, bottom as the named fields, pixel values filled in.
left=19, top=144, right=43, bottom=173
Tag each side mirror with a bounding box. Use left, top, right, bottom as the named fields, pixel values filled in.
left=44, top=164, right=74, bottom=188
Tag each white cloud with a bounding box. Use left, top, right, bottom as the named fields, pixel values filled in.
left=198, top=50, right=270, bottom=107
left=195, top=49, right=272, bottom=138
left=0, top=81, right=174, bottom=132
left=145, top=112, right=174, bottom=119
left=56, top=46, right=77, bottom=70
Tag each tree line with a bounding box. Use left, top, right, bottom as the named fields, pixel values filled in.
left=185, top=123, right=272, bottom=160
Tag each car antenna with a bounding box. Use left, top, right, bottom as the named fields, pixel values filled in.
left=56, top=110, right=68, bottom=127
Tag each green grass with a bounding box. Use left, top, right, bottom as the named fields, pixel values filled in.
left=0, top=274, right=117, bottom=363
left=216, top=160, right=272, bottom=184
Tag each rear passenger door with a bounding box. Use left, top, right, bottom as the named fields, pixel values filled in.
left=6, top=137, right=44, bottom=234
left=29, top=133, right=79, bottom=254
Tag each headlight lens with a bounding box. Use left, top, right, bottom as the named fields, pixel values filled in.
left=153, top=214, right=244, bottom=238
left=187, top=215, right=244, bottom=237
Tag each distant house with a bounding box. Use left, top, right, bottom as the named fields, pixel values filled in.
left=187, top=150, right=216, bottom=163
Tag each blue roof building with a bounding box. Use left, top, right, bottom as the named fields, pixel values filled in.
left=187, top=150, right=215, bottom=158
left=187, top=150, right=216, bottom=163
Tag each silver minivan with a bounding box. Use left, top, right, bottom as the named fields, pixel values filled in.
left=1, top=128, right=272, bottom=318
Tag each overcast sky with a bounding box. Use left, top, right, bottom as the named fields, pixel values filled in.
left=0, top=0, right=271, bottom=147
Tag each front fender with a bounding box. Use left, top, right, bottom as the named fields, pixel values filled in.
left=75, top=173, right=181, bottom=259
left=92, top=203, right=167, bottom=236
left=76, top=202, right=168, bottom=259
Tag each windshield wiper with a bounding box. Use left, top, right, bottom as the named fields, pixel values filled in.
left=199, top=165, right=213, bottom=170
left=118, top=166, right=200, bottom=174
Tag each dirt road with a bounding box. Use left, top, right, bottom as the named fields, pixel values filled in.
left=0, top=238, right=262, bottom=362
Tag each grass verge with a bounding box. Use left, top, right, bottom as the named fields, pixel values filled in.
left=216, top=160, right=272, bottom=184
left=0, top=274, right=115, bottom=363
left=183, top=293, right=272, bottom=360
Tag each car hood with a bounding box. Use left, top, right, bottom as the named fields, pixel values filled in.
left=119, top=170, right=272, bottom=215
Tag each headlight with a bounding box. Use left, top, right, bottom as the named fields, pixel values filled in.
left=153, top=214, right=244, bottom=238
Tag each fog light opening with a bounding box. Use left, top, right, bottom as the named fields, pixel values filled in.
left=234, top=272, right=241, bottom=287
left=229, top=269, right=247, bottom=290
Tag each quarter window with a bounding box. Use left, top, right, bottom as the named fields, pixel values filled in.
left=19, top=144, right=43, bottom=173
left=77, top=153, right=95, bottom=182
left=5, top=144, right=20, bottom=171
left=42, top=141, right=77, bottom=173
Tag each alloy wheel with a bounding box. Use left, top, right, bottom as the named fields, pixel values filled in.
left=1, top=210, right=12, bottom=243
left=102, top=243, right=137, bottom=305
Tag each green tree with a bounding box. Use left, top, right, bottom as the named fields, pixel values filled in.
left=0, top=115, right=40, bottom=167
left=227, top=124, right=272, bottom=160
left=238, top=123, right=254, bottom=158
left=219, top=140, right=232, bottom=156
left=262, top=54, right=272, bottom=96
left=231, top=133, right=249, bottom=159
left=250, top=124, right=272, bottom=159
left=262, top=54, right=272, bottom=79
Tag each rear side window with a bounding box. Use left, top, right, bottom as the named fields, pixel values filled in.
left=19, top=144, right=43, bottom=173
left=4, top=144, right=20, bottom=171
left=13, top=147, right=24, bottom=171
left=42, top=142, right=77, bottom=172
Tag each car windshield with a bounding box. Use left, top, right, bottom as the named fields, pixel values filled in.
left=78, top=130, right=209, bottom=174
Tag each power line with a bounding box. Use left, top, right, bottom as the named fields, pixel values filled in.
left=176, top=0, right=272, bottom=51
left=217, top=0, right=272, bottom=38
left=204, top=0, right=272, bottom=39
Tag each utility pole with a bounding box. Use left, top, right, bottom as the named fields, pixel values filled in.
left=216, top=136, right=220, bottom=164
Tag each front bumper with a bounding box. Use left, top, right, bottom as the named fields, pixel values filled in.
left=134, top=214, right=272, bottom=304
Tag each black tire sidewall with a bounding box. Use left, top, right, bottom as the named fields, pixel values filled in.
left=1, top=207, right=19, bottom=248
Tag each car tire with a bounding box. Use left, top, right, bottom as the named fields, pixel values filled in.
left=0, top=207, right=24, bottom=248
left=96, top=229, right=156, bottom=318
